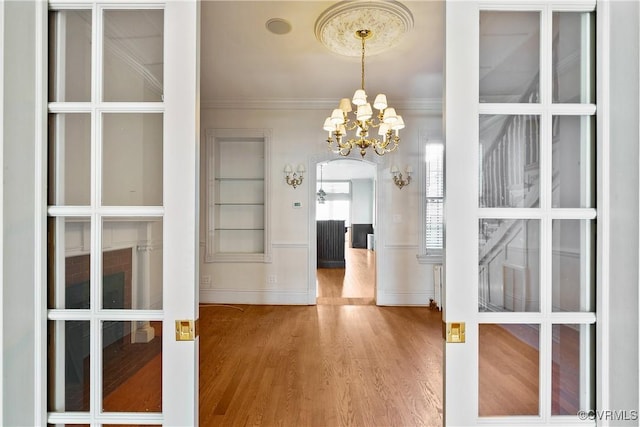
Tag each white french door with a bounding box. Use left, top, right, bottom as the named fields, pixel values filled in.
left=444, top=1, right=603, bottom=425
left=46, top=1, right=199, bottom=425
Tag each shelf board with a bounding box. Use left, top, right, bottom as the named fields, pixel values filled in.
left=215, top=228, right=264, bottom=231
left=215, top=177, right=264, bottom=181
left=215, top=203, right=264, bottom=206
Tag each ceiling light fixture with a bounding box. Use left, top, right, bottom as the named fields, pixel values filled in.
left=317, top=164, right=326, bottom=204
left=316, top=1, right=413, bottom=157
left=322, top=29, right=404, bottom=157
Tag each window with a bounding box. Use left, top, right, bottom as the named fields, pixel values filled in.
left=316, top=181, right=351, bottom=226
left=425, top=142, right=444, bottom=251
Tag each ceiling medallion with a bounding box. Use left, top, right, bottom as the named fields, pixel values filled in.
left=314, top=0, right=414, bottom=57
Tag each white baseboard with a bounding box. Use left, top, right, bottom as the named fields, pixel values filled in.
left=199, top=289, right=310, bottom=305
left=376, top=290, right=435, bottom=306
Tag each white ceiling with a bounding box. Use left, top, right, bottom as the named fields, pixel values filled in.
left=198, top=1, right=443, bottom=181
left=200, top=1, right=445, bottom=107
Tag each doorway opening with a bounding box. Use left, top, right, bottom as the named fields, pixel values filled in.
left=314, top=158, right=377, bottom=305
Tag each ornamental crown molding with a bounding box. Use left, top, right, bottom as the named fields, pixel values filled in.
left=314, top=0, right=414, bottom=57
left=201, top=98, right=442, bottom=112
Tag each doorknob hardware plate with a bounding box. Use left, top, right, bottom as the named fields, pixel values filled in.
left=175, top=319, right=199, bottom=341
left=443, top=321, right=465, bottom=343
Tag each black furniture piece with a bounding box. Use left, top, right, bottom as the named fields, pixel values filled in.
left=317, top=220, right=346, bottom=268
left=351, top=223, right=374, bottom=249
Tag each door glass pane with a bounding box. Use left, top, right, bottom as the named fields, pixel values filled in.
left=102, top=218, right=163, bottom=310
left=479, top=219, right=540, bottom=312
left=102, top=321, right=162, bottom=413
left=103, top=10, right=164, bottom=102
left=102, top=113, right=163, bottom=206
left=49, top=10, right=92, bottom=102
left=480, top=11, right=540, bottom=103
left=553, top=12, right=595, bottom=103
left=552, top=220, right=595, bottom=312
left=48, top=320, right=91, bottom=412
left=479, top=323, right=539, bottom=416
left=552, top=116, right=595, bottom=208
left=479, top=115, right=540, bottom=208
left=552, top=324, right=595, bottom=415
left=49, top=217, right=92, bottom=310
left=48, top=113, right=91, bottom=206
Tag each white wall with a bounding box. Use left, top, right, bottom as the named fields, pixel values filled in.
left=199, top=107, right=442, bottom=305
left=2, top=1, right=39, bottom=424
left=608, top=0, right=639, bottom=420
left=351, top=178, right=374, bottom=225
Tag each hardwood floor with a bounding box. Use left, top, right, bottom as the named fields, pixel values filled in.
left=91, top=248, right=580, bottom=425
left=316, top=246, right=375, bottom=305
left=199, top=304, right=443, bottom=426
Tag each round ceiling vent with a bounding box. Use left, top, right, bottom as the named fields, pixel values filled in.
left=266, top=18, right=292, bottom=35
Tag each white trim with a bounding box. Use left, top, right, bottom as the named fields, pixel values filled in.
left=307, top=153, right=383, bottom=306
left=478, top=103, right=596, bottom=115
left=201, top=97, right=443, bottom=112
left=596, top=0, right=610, bottom=421
left=376, top=291, right=434, bottom=306
left=34, top=1, right=48, bottom=424
left=204, top=128, right=272, bottom=264
left=0, top=0, right=4, bottom=421
left=48, top=102, right=164, bottom=112
left=271, top=242, right=308, bottom=249
left=47, top=309, right=164, bottom=321
left=199, top=289, right=310, bottom=305
left=48, top=411, right=163, bottom=425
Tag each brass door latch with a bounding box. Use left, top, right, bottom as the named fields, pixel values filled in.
left=443, top=321, right=465, bottom=343
left=175, top=319, right=199, bottom=341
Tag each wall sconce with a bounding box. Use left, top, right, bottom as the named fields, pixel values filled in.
left=284, top=164, right=305, bottom=189
left=391, top=164, right=412, bottom=189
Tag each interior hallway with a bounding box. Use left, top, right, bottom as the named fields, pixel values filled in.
left=316, top=246, right=376, bottom=305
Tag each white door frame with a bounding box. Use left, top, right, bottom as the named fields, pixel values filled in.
left=307, top=154, right=383, bottom=305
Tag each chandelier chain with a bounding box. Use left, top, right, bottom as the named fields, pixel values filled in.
left=361, top=34, right=366, bottom=91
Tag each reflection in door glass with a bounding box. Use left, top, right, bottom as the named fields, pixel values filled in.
left=552, top=12, right=595, bottom=104
left=479, top=219, right=540, bottom=312
left=103, top=9, right=164, bottom=102
left=552, top=324, right=595, bottom=415
left=48, top=320, right=91, bottom=412
left=552, top=220, right=595, bottom=312
left=479, top=115, right=540, bottom=208
left=551, top=116, right=595, bottom=208
left=101, top=218, right=163, bottom=310
left=102, top=321, right=162, bottom=413
left=480, top=11, right=540, bottom=103
left=102, top=113, right=163, bottom=206
left=49, top=10, right=92, bottom=102
left=479, top=323, right=539, bottom=416
left=48, top=113, right=91, bottom=206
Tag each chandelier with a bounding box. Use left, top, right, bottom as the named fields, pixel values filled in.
left=317, top=163, right=326, bottom=204
left=322, top=29, right=405, bottom=157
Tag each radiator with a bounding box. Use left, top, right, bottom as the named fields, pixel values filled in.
left=433, top=264, right=443, bottom=309
left=317, top=220, right=346, bottom=268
